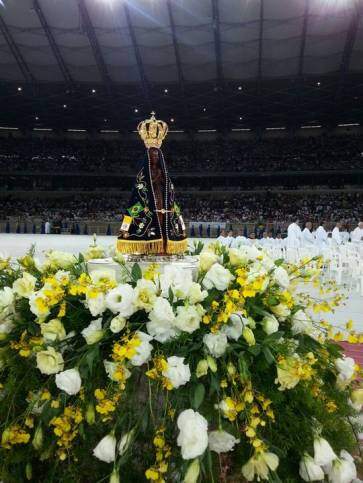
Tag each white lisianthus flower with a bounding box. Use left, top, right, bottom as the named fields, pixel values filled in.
left=85, top=292, right=107, bottom=317
left=0, top=287, right=14, bottom=318
left=162, top=356, right=191, bottom=389
left=335, top=356, right=355, bottom=383
left=327, top=455, right=357, bottom=483
left=273, top=266, right=290, bottom=288
left=129, top=331, right=153, bottom=366
left=203, top=332, right=228, bottom=358
left=187, top=282, right=207, bottom=304
left=199, top=250, right=218, bottom=272
left=109, top=314, right=126, bottom=334
left=229, top=248, right=248, bottom=267
left=90, top=269, right=116, bottom=285
left=351, top=388, right=363, bottom=411
left=118, top=428, right=135, bottom=456
left=0, top=319, right=14, bottom=338
left=93, top=433, right=116, bottom=463
left=55, top=368, right=82, bottom=395
left=36, top=347, right=64, bottom=375
left=299, top=453, right=324, bottom=481
left=313, top=437, right=336, bottom=466
left=177, top=409, right=208, bottom=459
left=220, top=313, right=245, bottom=341
left=81, top=318, right=104, bottom=345
left=174, top=305, right=203, bottom=334
left=134, top=279, right=157, bottom=312
left=103, top=360, right=130, bottom=382
left=202, top=263, right=234, bottom=291
left=196, top=359, right=209, bottom=378
left=291, top=310, right=312, bottom=335
left=12, top=272, right=36, bottom=299
left=208, top=430, right=240, bottom=453
left=147, top=297, right=178, bottom=343
left=242, top=451, right=279, bottom=481
left=159, top=266, right=193, bottom=300
left=40, top=319, right=66, bottom=342
left=105, top=284, right=136, bottom=317
left=262, top=314, right=279, bottom=335
left=29, top=289, right=50, bottom=319
left=271, top=303, right=291, bottom=320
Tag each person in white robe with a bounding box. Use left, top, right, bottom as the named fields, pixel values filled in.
left=315, top=222, right=328, bottom=250
left=232, top=229, right=247, bottom=248
left=287, top=219, right=302, bottom=248
left=302, top=221, right=315, bottom=247
left=332, top=221, right=343, bottom=246
left=217, top=229, right=228, bottom=246
left=351, top=222, right=363, bottom=243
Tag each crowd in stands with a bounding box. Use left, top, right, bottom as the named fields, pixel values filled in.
left=1, top=192, right=361, bottom=227
left=0, top=134, right=362, bottom=174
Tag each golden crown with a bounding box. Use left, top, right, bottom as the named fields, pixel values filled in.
left=137, top=112, right=168, bottom=149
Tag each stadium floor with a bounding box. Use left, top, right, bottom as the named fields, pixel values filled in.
left=0, top=234, right=362, bottom=335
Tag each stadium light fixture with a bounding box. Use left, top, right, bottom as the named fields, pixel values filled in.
left=316, top=81, right=321, bottom=86
left=17, top=86, right=22, bottom=91
left=266, top=127, right=286, bottom=131
left=238, top=86, right=242, bottom=91
left=33, top=128, right=52, bottom=132
left=170, top=118, right=174, bottom=122
left=239, top=116, right=243, bottom=120
left=301, top=125, right=322, bottom=129
left=35, top=116, right=39, bottom=121
left=164, top=88, right=168, bottom=94
left=100, top=129, right=119, bottom=133
left=231, top=128, right=251, bottom=131
left=91, top=88, right=96, bottom=94
left=134, top=108, right=139, bottom=113
left=67, top=129, right=87, bottom=132
left=198, top=129, right=216, bottom=132
left=202, top=107, right=207, bottom=112
left=0, top=126, right=19, bottom=131
left=338, top=122, right=360, bottom=127
left=63, top=104, right=67, bottom=108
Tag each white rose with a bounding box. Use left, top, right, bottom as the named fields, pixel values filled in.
left=147, top=297, right=178, bottom=343
left=229, top=248, right=249, bottom=266
left=105, top=284, right=136, bottom=317
left=239, top=245, right=260, bottom=261
left=291, top=310, right=311, bottom=335
left=199, top=250, right=218, bottom=272
left=162, top=356, right=191, bottom=389
left=208, top=430, right=240, bottom=453
left=299, top=453, right=324, bottom=481
left=85, top=293, right=107, bottom=317
left=203, top=263, right=234, bottom=291
left=187, top=282, right=207, bottom=304
left=174, top=305, right=203, bottom=334
left=262, top=314, right=279, bottom=335
left=203, top=332, right=228, bottom=358
left=93, top=433, right=116, bottom=463
left=273, top=266, right=290, bottom=289
left=55, top=368, right=82, bottom=395
left=159, top=266, right=193, bottom=300
left=134, top=279, right=157, bottom=312
left=36, top=347, right=64, bottom=375
left=40, top=319, right=66, bottom=342
left=81, top=318, right=104, bottom=345
left=109, top=315, right=126, bottom=334
left=335, top=356, right=355, bottom=382
left=221, top=313, right=245, bottom=341
left=177, top=409, right=208, bottom=459
left=271, top=303, right=291, bottom=320
left=129, top=331, right=153, bottom=366
left=90, top=269, right=116, bottom=285
left=12, top=272, right=36, bottom=299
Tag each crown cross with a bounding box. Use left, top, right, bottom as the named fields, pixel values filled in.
left=137, top=112, right=168, bottom=149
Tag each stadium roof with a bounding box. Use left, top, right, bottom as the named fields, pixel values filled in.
left=0, top=0, right=362, bottom=130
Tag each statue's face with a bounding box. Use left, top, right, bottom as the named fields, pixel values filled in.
left=149, top=148, right=159, bottom=168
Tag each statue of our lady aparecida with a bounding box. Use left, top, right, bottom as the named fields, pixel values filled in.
left=117, top=113, right=188, bottom=256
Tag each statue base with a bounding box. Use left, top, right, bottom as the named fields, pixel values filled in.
left=87, top=255, right=199, bottom=282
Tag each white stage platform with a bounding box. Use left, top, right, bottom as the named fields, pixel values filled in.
left=0, top=234, right=361, bottom=333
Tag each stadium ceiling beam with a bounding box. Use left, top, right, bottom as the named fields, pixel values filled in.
left=123, top=3, right=152, bottom=110
left=166, top=0, right=190, bottom=120
left=211, top=0, right=224, bottom=88
left=33, top=0, right=74, bottom=86
left=298, top=0, right=309, bottom=77
left=0, top=14, right=34, bottom=84
left=257, top=0, right=264, bottom=94
left=338, top=0, right=362, bottom=87
left=78, top=0, right=113, bottom=95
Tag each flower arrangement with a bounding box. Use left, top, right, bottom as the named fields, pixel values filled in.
left=0, top=244, right=362, bottom=482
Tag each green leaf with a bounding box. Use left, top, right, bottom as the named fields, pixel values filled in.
left=85, top=346, right=99, bottom=376
left=274, top=259, right=284, bottom=266
left=193, top=383, right=205, bottom=409
left=131, top=263, right=142, bottom=281
left=263, top=346, right=275, bottom=364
